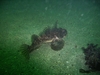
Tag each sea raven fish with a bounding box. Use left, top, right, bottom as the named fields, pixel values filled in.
left=20, top=21, right=67, bottom=59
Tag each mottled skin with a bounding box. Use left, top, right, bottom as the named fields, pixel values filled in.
left=21, top=21, right=67, bottom=59
left=39, top=21, right=67, bottom=42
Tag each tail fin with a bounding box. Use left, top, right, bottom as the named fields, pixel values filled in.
left=20, top=44, right=30, bottom=59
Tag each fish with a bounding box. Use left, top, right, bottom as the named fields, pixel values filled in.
left=39, top=21, right=67, bottom=42
left=20, top=21, right=67, bottom=59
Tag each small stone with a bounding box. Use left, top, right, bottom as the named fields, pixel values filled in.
left=81, top=14, right=84, bottom=16
left=45, top=7, right=48, bottom=10
left=66, top=61, right=69, bottom=63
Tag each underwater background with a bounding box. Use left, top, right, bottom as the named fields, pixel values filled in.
left=0, top=0, right=100, bottom=75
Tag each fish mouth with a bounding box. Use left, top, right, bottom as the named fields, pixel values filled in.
left=44, top=36, right=64, bottom=51
left=44, top=35, right=60, bottom=43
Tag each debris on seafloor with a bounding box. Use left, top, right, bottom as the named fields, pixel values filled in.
left=80, top=43, right=100, bottom=73
left=20, top=21, right=67, bottom=59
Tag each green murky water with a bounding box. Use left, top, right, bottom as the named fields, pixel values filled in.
left=0, top=0, right=100, bottom=75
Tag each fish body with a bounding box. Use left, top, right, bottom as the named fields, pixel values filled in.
left=21, top=21, right=67, bottom=59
